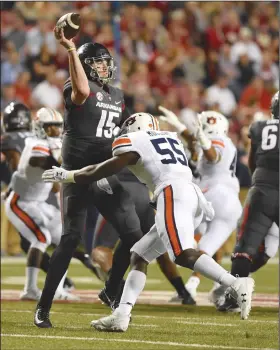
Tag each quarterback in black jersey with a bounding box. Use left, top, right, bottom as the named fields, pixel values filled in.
left=218, top=91, right=279, bottom=312
left=34, top=28, right=147, bottom=328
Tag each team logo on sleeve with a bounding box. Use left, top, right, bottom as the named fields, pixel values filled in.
left=96, top=92, right=104, bottom=101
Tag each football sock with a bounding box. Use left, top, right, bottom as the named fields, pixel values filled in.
left=117, top=270, right=146, bottom=316
left=193, top=254, right=236, bottom=287
left=105, top=241, right=131, bottom=298
left=25, top=267, right=40, bottom=291
left=40, top=252, right=51, bottom=273
left=185, top=276, right=200, bottom=292
left=170, top=276, right=189, bottom=297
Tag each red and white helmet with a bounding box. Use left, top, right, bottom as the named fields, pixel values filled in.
left=33, top=107, right=63, bottom=138
left=198, top=111, right=229, bottom=136
left=121, top=112, right=160, bottom=134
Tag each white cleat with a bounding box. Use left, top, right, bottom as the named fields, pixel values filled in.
left=91, top=311, right=130, bottom=332
left=20, top=289, right=42, bottom=301
left=169, top=294, right=183, bottom=303
left=54, top=289, right=80, bottom=301
left=228, top=277, right=255, bottom=320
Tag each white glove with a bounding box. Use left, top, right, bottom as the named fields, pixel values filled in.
left=158, top=106, right=187, bottom=134
left=42, top=166, right=76, bottom=183
left=195, top=114, right=212, bottom=150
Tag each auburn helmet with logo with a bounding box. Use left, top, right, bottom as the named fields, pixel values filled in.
left=3, top=102, right=31, bottom=132
left=77, top=42, right=116, bottom=85
left=33, top=107, right=63, bottom=139
left=120, top=113, right=160, bottom=134
left=198, top=111, right=229, bottom=136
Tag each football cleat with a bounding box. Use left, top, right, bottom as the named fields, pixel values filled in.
left=209, top=283, right=228, bottom=307
left=227, top=277, right=255, bottom=320
left=98, top=288, right=115, bottom=309
left=169, top=291, right=196, bottom=306
left=54, top=289, right=80, bottom=301
left=20, top=289, right=42, bottom=301
left=217, top=293, right=241, bottom=313
left=34, top=306, right=52, bottom=328
left=91, top=310, right=130, bottom=332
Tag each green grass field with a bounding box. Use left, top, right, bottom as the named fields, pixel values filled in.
left=1, top=257, right=278, bottom=350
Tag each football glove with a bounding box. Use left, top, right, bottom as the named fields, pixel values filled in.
left=195, top=114, right=212, bottom=150
left=158, top=106, right=187, bottom=134
left=42, top=166, right=76, bottom=183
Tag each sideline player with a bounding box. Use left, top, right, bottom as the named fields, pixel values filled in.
left=43, top=112, right=254, bottom=329
left=218, top=91, right=279, bottom=311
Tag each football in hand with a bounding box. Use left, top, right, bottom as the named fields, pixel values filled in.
left=55, top=13, right=81, bottom=39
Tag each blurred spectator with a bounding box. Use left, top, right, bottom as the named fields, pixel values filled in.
left=1, top=49, right=24, bottom=85
left=1, top=85, right=17, bottom=110
left=205, top=74, right=237, bottom=116
left=25, top=17, right=57, bottom=57
left=14, top=71, right=32, bottom=107
left=230, top=27, right=262, bottom=71
left=25, top=44, right=56, bottom=84
left=4, top=11, right=26, bottom=52
left=31, top=72, right=62, bottom=110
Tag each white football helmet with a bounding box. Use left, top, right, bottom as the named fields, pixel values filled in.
left=120, top=112, right=160, bottom=134
left=33, top=107, right=63, bottom=139
left=198, top=111, right=229, bottom=137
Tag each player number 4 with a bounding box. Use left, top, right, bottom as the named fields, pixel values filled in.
left=96, top=110, right=120, bottom=138
left=261, top=125, right=278, bottom=150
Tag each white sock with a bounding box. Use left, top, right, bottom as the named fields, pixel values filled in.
left=56, top=271, right=68, bottom=293
left=185, top=276, right=200, bottom=290
left=25, top=267, right=40, bottom=291
left=116, top=270, right=147, bottom=316
left=193, top=254, right=236, bottom=287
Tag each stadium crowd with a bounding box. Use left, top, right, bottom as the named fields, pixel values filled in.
left=1, top=1, right=279, bottom=186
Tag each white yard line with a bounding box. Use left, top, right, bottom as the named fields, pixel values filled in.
left=0, top=334, right=277, bottom=350
left=1, top=309, right=277, bottom=325
left=2, top=256, right=279, bottom=265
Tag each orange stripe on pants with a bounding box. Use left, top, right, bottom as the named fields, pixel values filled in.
left=163, top=186, right=182, bottom=257
left=10, top=193, right=47, bottom=243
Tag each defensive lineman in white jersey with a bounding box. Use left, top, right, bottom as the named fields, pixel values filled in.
left=43, top=112, right=254, bottom=330
left=159, top=108, right=243, bottom=302
left=5, top=107, right=77, bottom=301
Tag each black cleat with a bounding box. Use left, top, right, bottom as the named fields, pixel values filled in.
left=217, top=294, right=241, bottom=313
left=34, top=306, right=52, bottom=328
left=98, top=288, right=115, bottom=310
left=181, top=291, right=196, bottom=306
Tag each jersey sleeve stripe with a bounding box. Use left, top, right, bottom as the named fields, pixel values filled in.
left=112, top=144, right=132, bottom=152
left=32, top=146, right=50, bottom=155
left=112, top=138, right=132, bottom=150
left=212, top=140, right=225, bottom=148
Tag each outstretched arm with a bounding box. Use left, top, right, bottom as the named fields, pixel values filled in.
left=42, top=152, right=139, bottom=184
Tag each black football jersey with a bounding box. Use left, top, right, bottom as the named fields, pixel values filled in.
left=249, top=119, right=279, bottom=187
left=62, top=79, right=130, bottom=169
left=1, top=131, right=33, bottom=155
